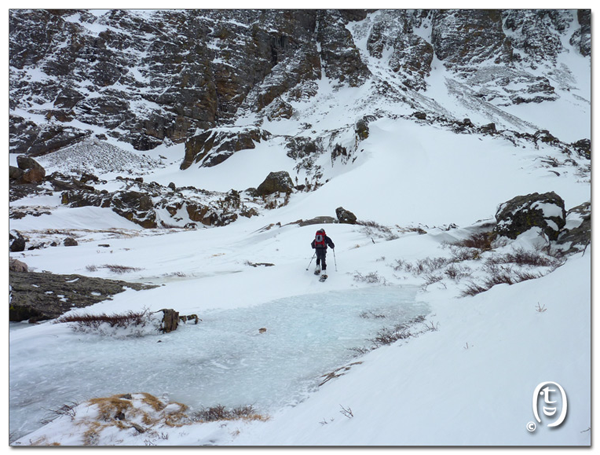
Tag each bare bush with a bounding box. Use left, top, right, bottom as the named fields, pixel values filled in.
left=339, top=405, right=354, bottom=419
left=485, top=248, right=563, bottom=268
left=462, top=266, right=546, bottom=297
left=103, top=264, right=143, bottom=274
left=55, top=309, right=156, bottom=336
left=353, top=271, right=386, bottom=284
left=483, top=266, right=516, bottom=288
left=41, top=402, right=79, bottom=425
left=514, top=270, right=544, bottom=282
left=448, top=245, right=481, bottom=262
left=536, top=302, right=547, bottom=313
left=423, top=273, right=444, bottom=287
left=390, top=257, right=449, bottom=275
left=85, top=264, right=143, bottom=274
left=452, top=232, right=496, bottom=251
left=370, top=315, right=428, bottom=348
left=461, top=281, right=489, bottom=297
left=444, top=264, right=471, bottom=281
left=357, top=220, right=399, bottom=241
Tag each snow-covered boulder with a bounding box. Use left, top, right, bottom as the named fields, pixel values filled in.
left=9, top=230, right=27, bottom=252
left=557, top=201, right=591, bottom=254
left=336, top=206, right=358, bottom=224
left=494, top=192, right=566, bottom=241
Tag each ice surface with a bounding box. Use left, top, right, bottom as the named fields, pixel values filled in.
left=10, top=285, right=428, bottom=440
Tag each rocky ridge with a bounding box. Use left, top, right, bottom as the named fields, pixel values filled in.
left=10, top=9, right=590, bottom=155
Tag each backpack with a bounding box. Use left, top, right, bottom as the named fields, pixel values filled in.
left=314, top=229, right=326, bottom=248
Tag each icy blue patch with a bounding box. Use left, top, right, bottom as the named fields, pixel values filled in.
left=10, top=285, right=428, bottom=440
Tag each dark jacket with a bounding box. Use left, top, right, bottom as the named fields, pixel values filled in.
left=312, top=235, right=335, bottom=250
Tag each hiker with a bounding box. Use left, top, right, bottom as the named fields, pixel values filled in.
left=311, top=228, right=335, bottom=277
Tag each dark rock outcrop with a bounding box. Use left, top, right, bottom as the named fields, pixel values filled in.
left=181, top=128, right=272, bottom=170
left=494, top=192, right=566, bottom=240
left=432, top=10, right=512, bottom=67
left=316, top=10, right=371, bottom=87
left=8, top=9, right=590, bottom=155
left=9, top=271, right=157, bottom=322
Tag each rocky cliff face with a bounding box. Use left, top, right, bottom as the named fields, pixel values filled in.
left=9, top=9, right=591, bottom=156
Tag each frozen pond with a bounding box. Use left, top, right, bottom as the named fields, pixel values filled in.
left=10, top=285, right=428, bottom=440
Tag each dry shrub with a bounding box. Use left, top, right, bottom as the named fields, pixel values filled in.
left=56, top=309, right=153, bottom=332
left=453, top=232, right=496, bottom=251
left=88, top=395, right=133, bottom=422
left=486, top=248, right=562, bottom=268
left=191, top=405, right=268, bottom=423
left=461, top=267, right=545, bottom=297
left=461, top=282, right=489, bottom=297
left=103, top=264, right=143, bottom=274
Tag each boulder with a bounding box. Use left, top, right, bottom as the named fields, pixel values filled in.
left=22, top=167, right=46, bottom=184
left=556, top=201, right=591, bottom=253
left=256, top=171, right=295, bottom=196
left=9, top=258, right=28, bottom=272
left=480, top=123, right=497, bottom=134
left=9, top=166, right=24, bottom=181
left=336, top=207, right=357, bottom=224
left=494, top=192, right=566, bottom=241
left=14, top=155, right=46, bottom=184
left=355, top=118, right=369, bottom=140
left=16, top=155, right=45, bottom=173
left=572, top=138, right=591, bottom=159
left=9, top=231, right=26, bottom=252
left=64, top=237, right=78, bottom=247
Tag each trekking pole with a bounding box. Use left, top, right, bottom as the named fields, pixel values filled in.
left=333, top=248, right=338, bottom=272
left=306, top=252, right=316, bottom=271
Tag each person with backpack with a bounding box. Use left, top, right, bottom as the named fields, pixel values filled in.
left=311, top=228, right=335, bottom=279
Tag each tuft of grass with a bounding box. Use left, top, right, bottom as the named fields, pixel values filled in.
left=88, top=396, right=133, bottom=422
left=357, top=220, right=399, bottom=241
left=41, top=402, right=79, bottom=425
left=339, top=405, right=354, bottom=419
left=191, top=405, right=268, bottom=423
left=353, top=271, right=387, bottom=284
left=103, top=264, right=143, bottom=274
left=85, top=264, right=143, bottom=274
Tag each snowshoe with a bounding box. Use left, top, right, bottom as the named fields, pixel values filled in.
left=314, top=266, right=321, bottom=276
left=319, top=274, right=328, bottom=282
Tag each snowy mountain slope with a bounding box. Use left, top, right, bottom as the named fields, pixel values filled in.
left=8, top=8, right=591, bottom=448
